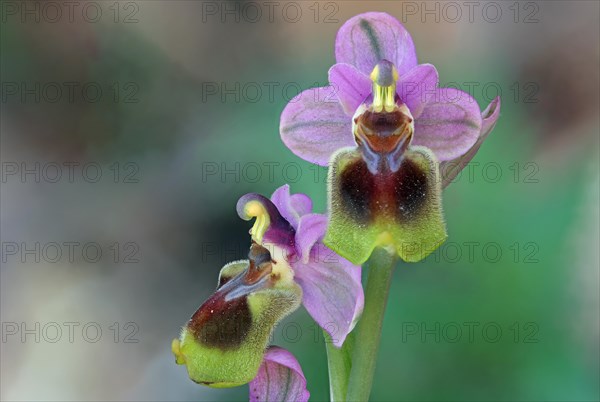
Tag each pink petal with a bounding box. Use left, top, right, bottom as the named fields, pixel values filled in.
left=328, top=63, right=372, bottom=116
left=249, top=347, right=310, bottom=402
left=398, top=63, right=439, bottom=118
left=295, top=213, right=328, bottom=263
left=293, top=244, right=363, bottom=347
left=280, top=86, right=354, bottom=166
left=271, top=184, right=312, bottom=229
left=440, top=96, right=501, bottom=188
left=335, top=12, right=417, bottom=76
left=290, top=193, right=312, bottom=217
left=413, top=87, right=483, bottom=161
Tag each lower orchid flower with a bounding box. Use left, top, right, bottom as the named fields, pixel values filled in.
left=237, top=184, right=364, bottom=347
left=280, top=12, right=501, bottom=264
left=172, top=185, right=363, bottom=400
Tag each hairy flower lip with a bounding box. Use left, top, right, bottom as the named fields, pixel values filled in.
left=325, top=145, right=447, bottom=264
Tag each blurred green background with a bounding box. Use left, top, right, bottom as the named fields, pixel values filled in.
left=1, top=1, right=598, bottom=401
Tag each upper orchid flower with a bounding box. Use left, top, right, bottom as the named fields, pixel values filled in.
left=280, top=12, right=501, bottom=264
left=172, top=185, right=363, bottom=398
left=280, top=11, right=500, bottom=174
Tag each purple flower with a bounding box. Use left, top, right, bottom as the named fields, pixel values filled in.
left=249, top=346, right=310, bottom=402
left=173, top=185, right=362, bottom=399
left=279, top=12, right=501, bottom=264
left=237, top=184, right=364, bottom=346
left=280, top=11, right=500, bottom=183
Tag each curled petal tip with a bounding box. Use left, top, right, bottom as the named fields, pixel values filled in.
left=237, top=193, right=295, bottom=247
left=439, top=96, right=501, bottom=188
left=240, top=200, right=271, bottom=243
left=484, top=96, right=501, bottom=117
left=481, top=96, right=501, bottom=135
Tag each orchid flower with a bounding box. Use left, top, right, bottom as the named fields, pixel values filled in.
left=172, top=185, right=363, bottom=400
left=280, top=12, right=501, bottom=264
left=236, top=184, right=364, bottom=347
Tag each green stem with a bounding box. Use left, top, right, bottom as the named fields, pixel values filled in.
left=325, top=331, right=354, bottom=401
left=346, top=248, right=396, bottom=401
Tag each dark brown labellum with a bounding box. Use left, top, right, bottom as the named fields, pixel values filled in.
left=339, top=154, right=428, bottom=224
left=188, top=243, right=274, bottom=350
